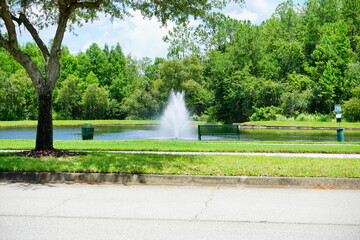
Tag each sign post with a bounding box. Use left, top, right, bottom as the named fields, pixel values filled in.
left=334, top=104, right=344, bottom=142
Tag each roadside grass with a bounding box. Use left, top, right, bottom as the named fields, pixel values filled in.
left=242, top=120, right=360, bottom=129
left=1, top=140, right=360, bottom=154
left=0, top=152, right=359, bottom=178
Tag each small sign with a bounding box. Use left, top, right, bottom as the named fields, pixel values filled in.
left=336, top=114, right=342, bottom=119
left=335, top=104, right=342, bottom=114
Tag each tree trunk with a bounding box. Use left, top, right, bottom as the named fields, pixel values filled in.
left=35, top=91, right=54, bottom=151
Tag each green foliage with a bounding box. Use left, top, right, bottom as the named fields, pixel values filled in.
left=82, top=84, right=109, bottom=120
left=55, top=75, right=82, bottom=120
left=343, top=86, right=360, bottom=121
left=0, top=70, right=37, bottom=120
left=120, top=89, right=159, bottom=120
left=250, top=106, right=280, bottom=121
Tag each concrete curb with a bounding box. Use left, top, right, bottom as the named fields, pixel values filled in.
left=1, top=172, right=359, bottom=188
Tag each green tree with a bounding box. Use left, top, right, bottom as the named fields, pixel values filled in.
left=341, top=0, right=360, bottom=52
left=60, top=46, right=79, bottom=82
left=163, top=20, right=200, bottom=59
left=343, top=86, right=360, bottom=122
left=0, top=70, right=37, bottom=120
left=82, top=84, right=109, bottom=119
left=55, top=75, right=82, bottom=119
left=85, top=43, right=109, bottom=86
left=158, top=56, right=209, bottom=115
left=120, top=88, right=159, bottom=120
left=308, top=21, right=351, bottom=107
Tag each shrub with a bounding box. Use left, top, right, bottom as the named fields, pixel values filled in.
left=250, top=106, right=280, bottom=121
left=343, top=98, right=360, bottom=122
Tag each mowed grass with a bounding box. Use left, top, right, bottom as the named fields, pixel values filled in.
left=1, top=151, right=359, bottom=178
left=1, top=140, right=360, bottom=154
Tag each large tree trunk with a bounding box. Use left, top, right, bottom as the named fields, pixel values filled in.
left=35, top=91, right=54, bottom=151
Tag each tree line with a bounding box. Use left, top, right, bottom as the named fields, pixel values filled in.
left=1, top=0, right=359, bottom=123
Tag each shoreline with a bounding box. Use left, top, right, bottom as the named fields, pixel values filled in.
left=2, top=123, right=360, bottom=131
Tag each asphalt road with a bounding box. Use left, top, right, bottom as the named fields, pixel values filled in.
left=1, top=183, right=359, bottom=240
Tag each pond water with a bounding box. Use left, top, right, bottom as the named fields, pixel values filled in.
left=1, top=125, right=360, bottom=142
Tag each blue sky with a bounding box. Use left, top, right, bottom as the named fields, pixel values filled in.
left=17, top=0, right=305, bottom=60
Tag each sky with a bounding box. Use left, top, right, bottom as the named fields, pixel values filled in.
left=16, top=0, right=305, bottom=60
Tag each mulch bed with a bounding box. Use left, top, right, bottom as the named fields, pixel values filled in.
left=11, top=149, right=85, bottom=158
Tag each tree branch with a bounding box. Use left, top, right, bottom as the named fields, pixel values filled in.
left=11, top=13, right=50, bottom=60
left=68, top=0, right=104, bottom=12
left=0, top=0, right=18, bottom=46
left=0, top=34, right=44, bottom=92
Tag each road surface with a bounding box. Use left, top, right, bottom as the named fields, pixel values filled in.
left=0, top=183, right=359, bottom=239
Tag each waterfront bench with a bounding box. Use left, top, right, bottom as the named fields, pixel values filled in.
left=198, top=124, right=240, bottom=141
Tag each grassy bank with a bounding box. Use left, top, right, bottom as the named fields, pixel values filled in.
left=1, top=152, right=359, bottom=178
left=242, top=120, right=360, bottom=129
left=1, top=140, right=360, bottom=154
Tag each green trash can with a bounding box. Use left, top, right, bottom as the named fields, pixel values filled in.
left=81, top=123, right=94, bottom=140
left=337, top=128, right=344, bottom=142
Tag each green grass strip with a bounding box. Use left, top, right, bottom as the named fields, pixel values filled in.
left=1, top=152, right=359, bottom=178
left=1, top=140, right=360, bottom=154
left=243, top=120, right=360, bottom=129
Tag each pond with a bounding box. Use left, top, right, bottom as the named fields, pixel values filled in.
left=1, top=125, right=360, bottom=142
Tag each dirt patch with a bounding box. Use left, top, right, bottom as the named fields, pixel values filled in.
left=11, top=149, right=84, bottom=158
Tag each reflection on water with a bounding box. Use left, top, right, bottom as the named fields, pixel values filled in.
left=0, top=125, right=360, bottom=142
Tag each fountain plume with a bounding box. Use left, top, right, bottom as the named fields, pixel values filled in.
left=158, top=91, right=192, bottom=139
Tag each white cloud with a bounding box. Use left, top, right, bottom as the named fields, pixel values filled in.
left=61, top=10, right=173, bottom=59
left=227, top=9, right=258, bottom=22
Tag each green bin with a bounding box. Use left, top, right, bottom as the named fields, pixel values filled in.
left=81, top=123, right=94, bottom=140
left=337, top=128, right=344, bottom=142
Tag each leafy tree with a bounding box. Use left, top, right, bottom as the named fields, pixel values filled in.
left=59, top=46, right=79, bottom=82
left=163, top=20, right=200, bottom=59
left=343, top=86, right=360, bottom=121
left=301, top=0, right=342, bottom=60
left=82, top=84, right=109, bottom=119
left=308, top=21, right=351, bottom=106
left=83, top=71, right=100, bottom=90
left=120, top=88, right=159, bottom=120
left=195, top=13, right=241, bottom=53
left=55, top=75, right=82, bottom=119
left=1, top=0, right=242, bottom=150
left=0, top=70, right=37, bottom=120
left=341, top=0, right=360, bottom=53
left=85, top=43, right=109, bottom=86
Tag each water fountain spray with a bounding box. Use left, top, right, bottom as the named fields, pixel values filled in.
left=158, top=91, right=193, bottom=139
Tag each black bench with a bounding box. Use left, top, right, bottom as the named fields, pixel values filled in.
left=197, top=124, right=240, bottom=141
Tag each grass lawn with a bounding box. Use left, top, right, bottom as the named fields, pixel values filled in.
left=1, top=140, right=360, bottom=154
left=0, top=151, right=359, bottom=178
